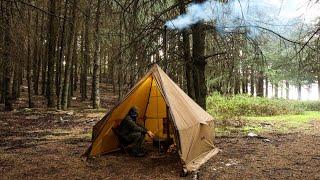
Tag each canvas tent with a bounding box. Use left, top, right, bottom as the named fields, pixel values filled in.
left=85, top=64, right=219, bottom=172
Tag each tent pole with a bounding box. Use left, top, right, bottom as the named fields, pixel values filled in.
left=166, top=106, right=170, bottom=140
left=142, top=76, right=153, bottom=126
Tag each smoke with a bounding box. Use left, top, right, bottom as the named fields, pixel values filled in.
left=165, top=0, right=320, bottom=35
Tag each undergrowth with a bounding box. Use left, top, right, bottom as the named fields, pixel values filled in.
left=207, top=92, right=320, bottom=119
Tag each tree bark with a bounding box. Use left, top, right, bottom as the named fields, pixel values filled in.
left=274, top=82, right=279, bottom=98
left=12, top=57, right=22, bottom=100
left=265, top=77, right=268, bottom=97
left=57, top=0, right=69, bottom=109
left=62, top=0, right=77, bottom=110
left=0, top=76, right=3, bottom=104
left=242, top=68, right=248, bottom=94
left=80, top=29, right=85, bottom=98
left=26, top=9, right=34, bottom=108
left=46, top=0, right=58, bottom=108
left=256, top=71, right=264, bottom=97
left=191, top=0, right=207, bottom=109
left=250, top=67, right=255, bottom=96
left=27, top=31, right=34, bottom=108
left=107, top=49, right=114, bottom=85
left=192, top=22, right=207, bottom=109
left=92, top=0, right=101, bottom=109
left=297, top=83, right=302, bottom=100
left=179, top=0, right=196, bottom=100
left=71, top=26, right=78, bottom=96
left=2, top=1, right=13, bottom=111
left=234, top=69, right=241, bottom=94
left=41, top=53, right=47, bottom=96
left=40, top=12, right=47, bottom=97
left=32, top=12, right=40, bottom=95
left=318, top=75, right=320, bottom=100
left=286, top=81, right=289, bottom=99
left=117, top=15, right=123, bottom=100
left=82, top=2, right=91, bottom=101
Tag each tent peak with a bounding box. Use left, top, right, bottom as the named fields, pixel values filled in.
left=151, top=63, right=160, bottom=69
left=148, top=63, right=163, bottom=75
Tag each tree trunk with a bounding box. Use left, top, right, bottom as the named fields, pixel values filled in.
left=280, top=82, right=283, bottom=98
left=0, top=76, right=3, bottom=104
left=265, top=77, right=268, bottom=97
left=41, top=48, right=48, bottom=96
left=297, top=83, right=302, bottom=100
left=250, top=67, right=255, bottom=96
left=40, top=12, right=47, bottom=97
left=234, top=70, right=241, bottom=95
left=127, top=0, right=139, bottom=87
left=40, top=18, right=46, bottom=96
left=107, top=49, right=114, bottom=85
left=92, top=0, right=101, bottom=109
left=191, top=0, right=207, bottom=109
left=55, top=0, right=69, bottom=109
left=192, top=23, right=207, bottom=109
left=46, top=0, right=58, bottom=108
left=274, top=82, right=279, bottom=98
left=179, top=0, right=196, bottom=100
left=26, top=9, right=34, bottom=107
left=57, top=0, right=68, bottom=109
left=27, top=31, right=34, bottom=108
left=286, top=81, right=289, bottom=99
left=256, top=71, right=264, bottom=97
left=41, top=55, right=47, bottom=96
left=32, top=12, right=40, bottom=95
left=80, top=29, right=85, bottom=98
left=62, top=0, right=77, bottom=110
left=242, top=68, right=248, bottom=94
left=82, top=3, right=91, bottom=101
left=318, top=75, right=320, bottom=100
left=2, top=1, right=13, bottom=111
left=71, top=24, right=79, bottom=95
left=69, top=7, right=78, bottom=104
left=12, top=58, right=22, bottom=100
left=117, top=16, right=123, bottom=100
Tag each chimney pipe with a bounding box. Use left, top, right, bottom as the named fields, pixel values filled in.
left=163, top=25, right=168, bottom=72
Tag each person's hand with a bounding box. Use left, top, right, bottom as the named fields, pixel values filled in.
left=147, top=131, right=155, bottom=139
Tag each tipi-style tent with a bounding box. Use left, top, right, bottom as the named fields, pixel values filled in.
left=85, top=64, right=219, bottom=172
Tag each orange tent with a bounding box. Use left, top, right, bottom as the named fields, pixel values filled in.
left=85, top=64, right=218, bottom=172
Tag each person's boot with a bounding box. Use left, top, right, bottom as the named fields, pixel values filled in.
left=130, top=148, right=146, bottom=157
left=139, top=147, right=148, bottom=155
left=135, top=151, right=146, bottom=157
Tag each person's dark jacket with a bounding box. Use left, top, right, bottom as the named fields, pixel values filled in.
left=118, top=115, right=147, bottom=137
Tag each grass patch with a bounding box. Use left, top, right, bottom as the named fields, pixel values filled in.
left=207, top=92, right=320, bottom=118
left=245, top=111, right=320, bottom=133
left=215, top=111, right=320, bottom=136
left=246, top=111, right=320, bottom=121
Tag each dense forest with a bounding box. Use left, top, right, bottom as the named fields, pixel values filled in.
left=0, top=0, right=319, bottom=112
left=1, top=0, right=320, bottom=179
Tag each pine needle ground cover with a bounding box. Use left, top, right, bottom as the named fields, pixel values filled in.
left=1, top=89, right=320, bottom=179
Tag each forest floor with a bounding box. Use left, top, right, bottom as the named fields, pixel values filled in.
left=1, top=84, right=320, bottom=180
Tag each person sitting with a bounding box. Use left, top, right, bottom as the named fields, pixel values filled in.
left=117, top=107, right=155, bottom=157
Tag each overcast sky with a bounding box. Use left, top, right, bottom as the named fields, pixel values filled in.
left=166, top=0, right=320, bottom=30
left=266, top=0, right=320, bottom=23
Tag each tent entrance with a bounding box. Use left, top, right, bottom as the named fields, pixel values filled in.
left=142, top=78, right=172, bottom=140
